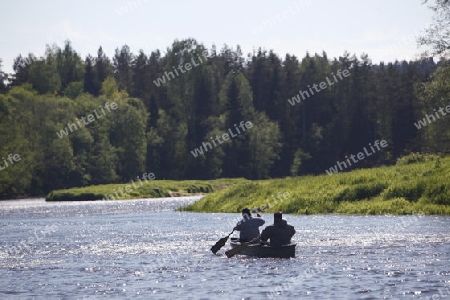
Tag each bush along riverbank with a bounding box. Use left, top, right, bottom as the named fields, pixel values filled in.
left=182, top=154, right=450, bottom=215
left=45, top=178, right=245, bottom=201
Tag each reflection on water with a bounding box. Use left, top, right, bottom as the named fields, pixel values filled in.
left=0, top=197, right=449, bottom=299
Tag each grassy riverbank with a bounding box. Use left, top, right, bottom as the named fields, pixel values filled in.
left=45, top=178, right=245, bottom=201
left=183, top=154, right=450, bottom=215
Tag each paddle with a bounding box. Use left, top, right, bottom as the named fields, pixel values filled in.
left=225, top=236, right=260, bottom=258
left=210, top=230, right=234, bottom=254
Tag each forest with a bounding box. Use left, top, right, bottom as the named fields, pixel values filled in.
left=0, top=37, right=449, bottom=198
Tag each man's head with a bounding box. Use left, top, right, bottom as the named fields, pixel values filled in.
left=274, top=211, right=283, bottom=222
left=242, top=208, right=251, bottom=219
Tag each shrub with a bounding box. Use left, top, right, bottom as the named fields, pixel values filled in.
left=222, top=182, right=260, bottom=198
left=424, top=182, right=450, bottom=205
left=383, top=181, right=426, bottom=202
left=335, top=183, right=387, bottom=202
left=46, top=191, right=104, bottom=201
left=396, top=153, right=440, bottom=165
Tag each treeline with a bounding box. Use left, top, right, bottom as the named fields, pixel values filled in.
left=0, top=39, right=449, bottom=198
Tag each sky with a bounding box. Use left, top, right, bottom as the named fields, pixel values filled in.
left=0, top=0, right=436, bottom=74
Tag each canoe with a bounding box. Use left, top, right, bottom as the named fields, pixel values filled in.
left=229, top=238, right=296, bottom=258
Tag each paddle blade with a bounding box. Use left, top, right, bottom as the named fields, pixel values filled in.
left=225, top=242, right=249, bottom=258
left=210, top=236, right=229, bottom=254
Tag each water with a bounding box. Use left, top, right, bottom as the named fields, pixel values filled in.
left=0, top=197, right=449, bottom=300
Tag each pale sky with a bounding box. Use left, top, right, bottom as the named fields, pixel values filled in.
left=0, top=0, right=435, bottom=74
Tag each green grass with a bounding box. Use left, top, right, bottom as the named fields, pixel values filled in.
left=45, top=178, right=245, bottom=201
left=182, top=154, right=450, bottom=215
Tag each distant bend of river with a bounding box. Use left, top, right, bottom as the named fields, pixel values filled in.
left=0, top=197, right=449, bottom=300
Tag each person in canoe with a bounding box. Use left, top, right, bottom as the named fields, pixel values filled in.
left=260, top=212, right=295, bottom=246
left=233, top=208, right=265, bottom=243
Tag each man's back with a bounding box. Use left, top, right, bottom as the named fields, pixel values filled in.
left=261, top=219, right=295, bottom=246
left=234, top=217, right=265, bottom=242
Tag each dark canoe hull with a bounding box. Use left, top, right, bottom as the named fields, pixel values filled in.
left=229, top=241, right=296, bottom=258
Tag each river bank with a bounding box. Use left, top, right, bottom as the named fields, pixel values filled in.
left=44, top=154, right=450, bottom=215
left=183, top=154, right=450, bottom=215
left=45, top=178, right=244, bottom=201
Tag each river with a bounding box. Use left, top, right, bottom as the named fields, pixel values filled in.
left=0, top=197, right=449, bottom=299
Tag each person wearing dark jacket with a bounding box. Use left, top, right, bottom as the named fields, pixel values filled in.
left=260, top=212, right=295, bottom=246
left=234, top=208, right=265, bottom=243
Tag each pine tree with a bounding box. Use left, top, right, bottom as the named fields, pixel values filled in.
left=220, top=72, right=254, bottom=178
left=11, top=54, right=36, bottom=87
left=53, top=41, right=84, bottom=91
left=131, top=50, right=148, bottom=100
left=113, top=45, right=134, bottom=93
left=95, top=46, right=113, bottom=95
left=84, top=55, right=96, bottom=95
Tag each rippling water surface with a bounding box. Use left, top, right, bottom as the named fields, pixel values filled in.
left=1, top=197, right=449, bottom=299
